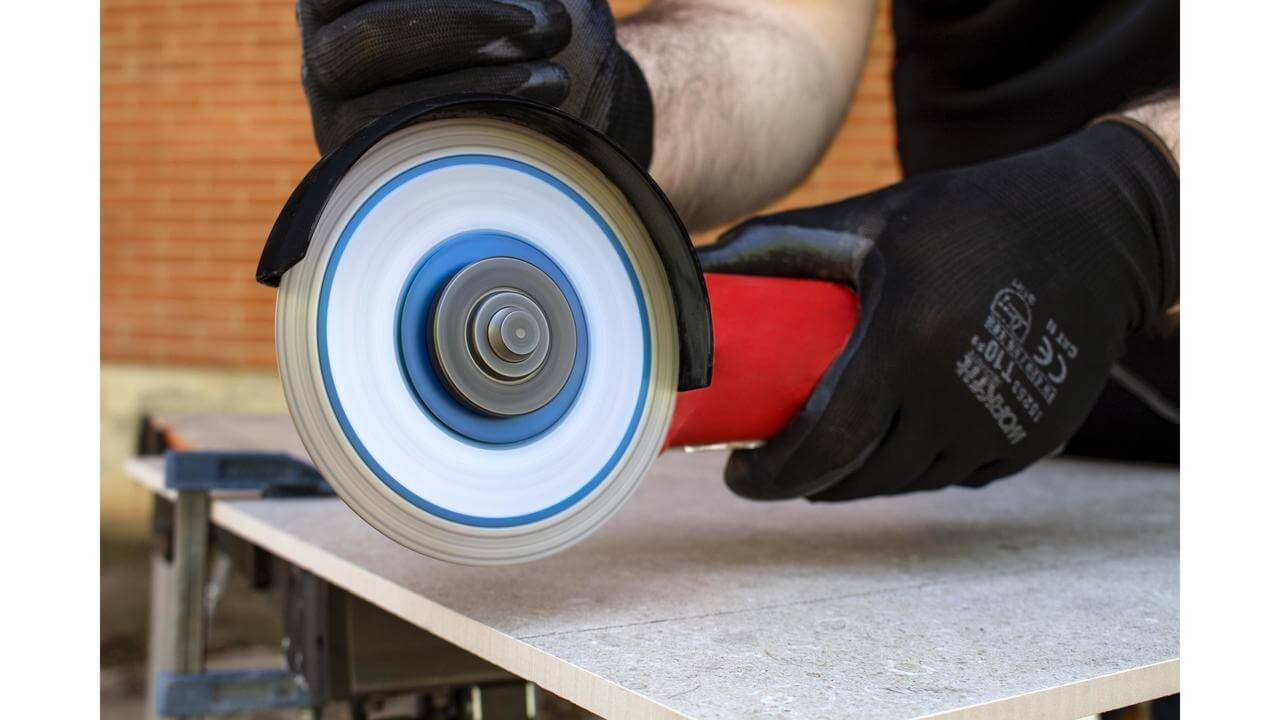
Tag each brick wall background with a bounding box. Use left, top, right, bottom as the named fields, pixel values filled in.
left=101, top=0, right=899, bottom=369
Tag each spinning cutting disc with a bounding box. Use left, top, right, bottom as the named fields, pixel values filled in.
left=275, top=115, right=680, bottom=564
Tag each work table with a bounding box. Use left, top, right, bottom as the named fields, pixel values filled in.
left=129, top=412, right=1178, bottom=719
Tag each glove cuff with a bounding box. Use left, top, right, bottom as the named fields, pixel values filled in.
left=1068, top=120, right=1181, bottom=326
left=1092, top=114, right=1180, bottom=177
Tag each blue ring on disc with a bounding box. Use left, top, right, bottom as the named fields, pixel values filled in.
left=395, top=232, right=589, bottom=445
left=316, top=154, right=652, bottom=528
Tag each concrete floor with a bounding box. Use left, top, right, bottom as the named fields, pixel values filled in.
left=103, top=646, right=289, bottom=720
left=101, top=535, right=594, bottom=718
left=101, top=534, right=286, bottom=717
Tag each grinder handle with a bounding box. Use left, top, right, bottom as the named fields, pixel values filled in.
left=664, top=273, right=859, bottom=450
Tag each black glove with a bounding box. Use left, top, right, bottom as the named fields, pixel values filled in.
left=297, top=0, right=653, bottom=164
left=698, top=120, right=1179, bottom=502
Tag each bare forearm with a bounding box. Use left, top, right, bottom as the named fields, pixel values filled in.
left=619, top=0, right=876, bottom=231
left=1121, top=90, right=1180, bottom=166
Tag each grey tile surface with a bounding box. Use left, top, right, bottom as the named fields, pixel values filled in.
left=144, top=414, right=1179, bottom=718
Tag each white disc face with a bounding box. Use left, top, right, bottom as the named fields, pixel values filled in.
left=276, top=118, right=678, bottom=564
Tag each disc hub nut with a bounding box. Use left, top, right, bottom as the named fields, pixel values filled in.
left=430, top=257, right=577, bottom=417
left=467, top=290, right=551, bottom=380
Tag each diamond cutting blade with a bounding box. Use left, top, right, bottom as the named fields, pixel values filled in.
left=275, top=116, right=680, bottom=565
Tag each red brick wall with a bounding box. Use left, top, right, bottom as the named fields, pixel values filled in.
left=101, top=0, right=899, bottom=368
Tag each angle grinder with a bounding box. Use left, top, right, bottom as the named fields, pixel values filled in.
left=257, top=96, right=860, bottom=564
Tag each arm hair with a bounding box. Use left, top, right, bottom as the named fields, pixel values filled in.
left=619, top=0, right=878, bottom=231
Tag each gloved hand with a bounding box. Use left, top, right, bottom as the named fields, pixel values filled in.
left=698, top=120, right=1179, bottom=502
left=297, top=0, right=653, bottom=164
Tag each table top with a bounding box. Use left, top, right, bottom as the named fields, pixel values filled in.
left=130, top=413, right=1179, bottom=719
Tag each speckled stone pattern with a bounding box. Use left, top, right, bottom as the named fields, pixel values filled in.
left=142, top=414, right=1178, bottom=719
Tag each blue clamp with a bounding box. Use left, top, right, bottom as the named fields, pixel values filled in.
left=163, top=451, right=332, bottom=496
left=155, top=670, right=315, bottom=716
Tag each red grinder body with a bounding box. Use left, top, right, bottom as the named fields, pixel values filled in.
left=664, top=273, right=860, bottom=449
